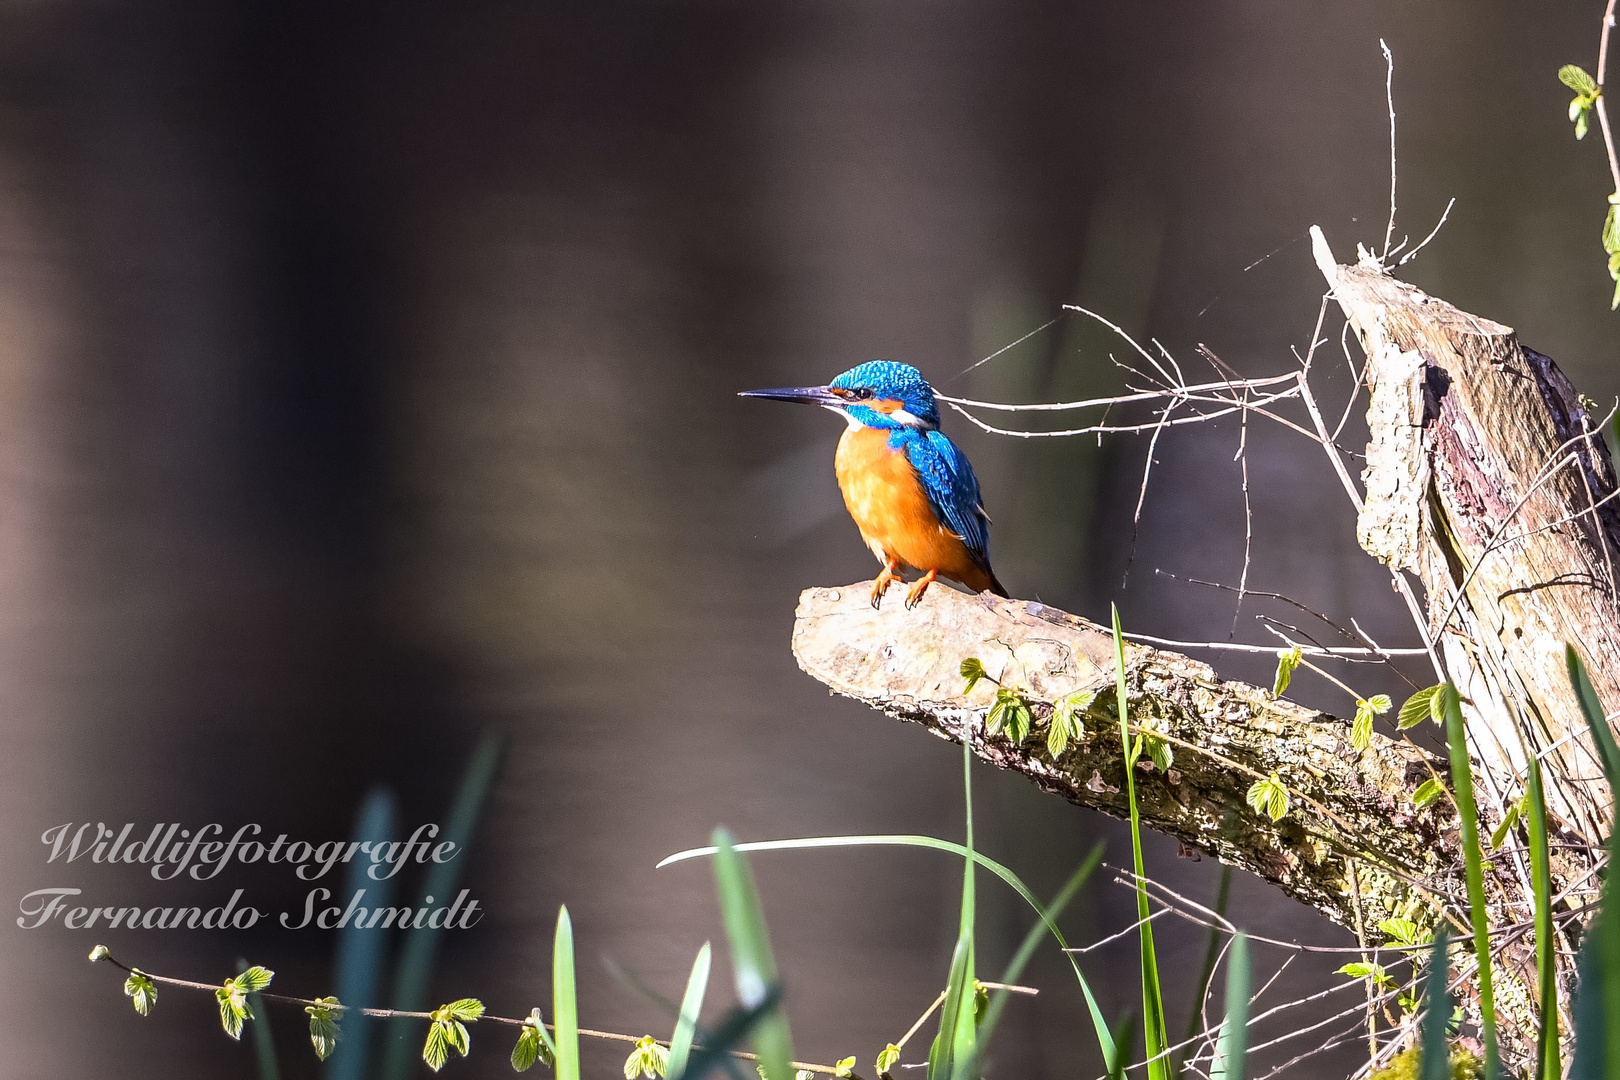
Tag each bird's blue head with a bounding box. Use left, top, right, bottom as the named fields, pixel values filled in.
left=740, top=360, right=940, bottom=430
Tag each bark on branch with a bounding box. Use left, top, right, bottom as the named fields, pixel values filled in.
left=791, top=583, right=1460, bottom=931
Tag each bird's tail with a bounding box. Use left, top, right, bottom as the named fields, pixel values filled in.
left=965, top=562, right=1009, bottom=598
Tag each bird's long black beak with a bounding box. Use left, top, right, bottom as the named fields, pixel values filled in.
left=738, top=385, right=844, bottom=407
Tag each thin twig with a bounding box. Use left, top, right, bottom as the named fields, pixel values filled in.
left=1380, top=40, right=1398, bottom=261
left=1597, top=0, right=1620, bottom=196
left=91, top=950, right=862, bottom=1078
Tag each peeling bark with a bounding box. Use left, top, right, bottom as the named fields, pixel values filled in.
left=1313, top=231, right=1620, bottom=849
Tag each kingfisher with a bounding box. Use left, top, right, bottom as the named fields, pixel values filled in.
left=741, top=360, right=1008, bottom=609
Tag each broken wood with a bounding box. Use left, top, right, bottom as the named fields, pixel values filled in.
left=1313, top=228, right=1620, bottom=849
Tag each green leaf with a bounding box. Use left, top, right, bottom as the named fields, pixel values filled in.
left=877, top=1043, right=901, bottom=1076
left=667, top=942, right=711, bottom=1079
left=834, top=1056, right=856, bottom=1077
left=554, top=906, right=581, bottom=1080
left=216, top=980, right=250, bottom=1041
left=124, top=972, right=156, bottom=1017
left=1271, top=646, right=1302, bottom=697
left=985, top=687, right=1032, bottom=744
left=441, top=998, right=485, bottom=1023
left=623, top=1035, right=668, bottom=1079
left=1562, top=64, right=1599, bottom=94
left=1351, top=710, right=1373, bottom=751
left=1604, top=203, right=1620, bottom=257
left=512, top=1009, right=556, bottom=1073
left=1397, top=685, right=1443, bottom=729
left=424, top=1022, right=451, bottom=1072
left=423, top=1001, right=476, bottom=1072
left=1490, top=799, right=1523, bottom=850
left=1048, top=691, right=1093, bottom=757
left=713, top=829, right=795, bottom=1080
left=235, top=966, right=274, bottom=994
left=1412, top=776, right=1446, bottom=809
left=1336, top=961, right=1379, bottom=980
left=511, top=1026, right=542, bottom=1073
left=1578, top=109, right=1592, bottom=140
left=959, top=658, right=989, bottom=695
left=1377, top=917, right=1424, bottom=948
left=89, top=944, right=110, bottom=963
left=1245, top=774, right=1290, bottom=822
left=305, top=996, right=342, bottom=1061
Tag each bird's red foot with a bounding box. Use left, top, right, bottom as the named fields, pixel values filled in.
left=904, top=569, right=938, bottom=609
left=871, top=561, right=902, bottom=608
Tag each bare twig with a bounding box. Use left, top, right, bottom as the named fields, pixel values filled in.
left=1597, top=0, right=1620, bottom=196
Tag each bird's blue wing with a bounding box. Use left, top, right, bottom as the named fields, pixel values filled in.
left=898, top=429, right=992, bottom=565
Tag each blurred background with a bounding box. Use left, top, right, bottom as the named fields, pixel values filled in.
left=1, top=1, right=1616, bottom=1077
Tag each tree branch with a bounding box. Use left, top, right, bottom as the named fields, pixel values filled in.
left=791, top=582, right=1458, bottom=932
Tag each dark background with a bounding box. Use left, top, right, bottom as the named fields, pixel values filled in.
left=1, top=2, right=1616, bottom=1078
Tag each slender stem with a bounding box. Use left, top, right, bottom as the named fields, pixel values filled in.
left=91, top=951, right=860, bottom=1077
left=1598, top=0, right=1620, bottom=196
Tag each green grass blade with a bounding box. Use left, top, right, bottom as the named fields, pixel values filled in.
left=668, top=942, right=712, bottom=1079
left=929, top=935, right=975, bottom=1080
left=554, top=906, right=580, bottom=1080
left=1210, top=933, right=1249, bottom=1080
left=661, top=837, right=1115, bottom=1062
left=1114, top=605, right=1170, bottom=1080
left=955, top=845, right=1104, bottom=1080
left=1107, top=1014, right=1137, bottom=1080
left=931, top=734, right=979, bottom=1079
left=1526, top=755, right=1561, bottom=1080
left=1568, top=645, right=1620, bottom=780
left=1567, top=645, right=1620, bottom=1080
left=381, top=732, right=506, bottom=1080
left=330, top=789, right=396, bottom=1080
left=1181, top=865, right=1233, bottom=1070
left=248, top=989, right=280, bottom=1080
left=671, top=986, right=783, bottom=1080
left=1440, top=683, right=1498, bottom=1080
left=712, top=828, right=795, bottom=1080
left=1420, top=931, right=1452, bottom=1080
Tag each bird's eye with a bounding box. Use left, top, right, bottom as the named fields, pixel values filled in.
left=853, top=387, right=874, bottom=399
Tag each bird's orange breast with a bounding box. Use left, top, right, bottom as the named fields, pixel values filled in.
left=834, top=426, right=987, bottom=588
